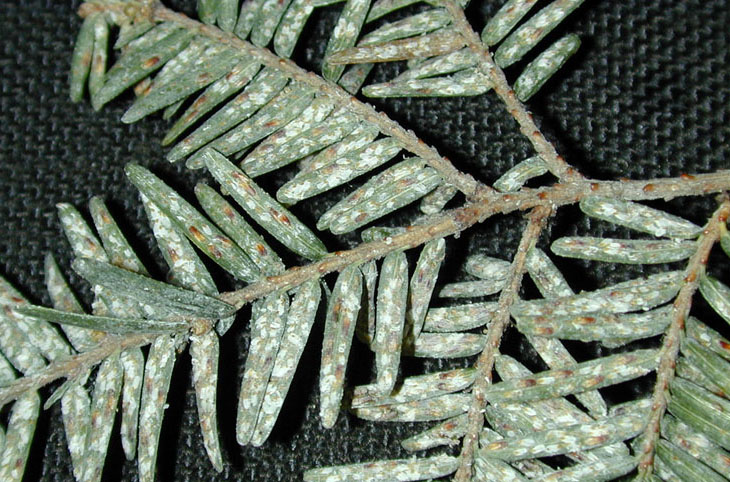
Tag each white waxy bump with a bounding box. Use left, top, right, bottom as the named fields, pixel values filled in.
left=204, top=150, right=328, bottom=260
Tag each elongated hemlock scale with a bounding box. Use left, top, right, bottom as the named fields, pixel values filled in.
left=373, top=251, right=408, bottom=394
left=318, top=159, right=442, bottom=233
left=195, top=182, right=285, bottom=275
left=251, top=280, right=321, bottom=446
left=138, top=336, right=177, bottom=482
left=126, top=163, right=260, bottom=282
left=142, top=195, right=227, bottom=470
left=83, top=355, right=123, bottom=482
left=351, top=368, right=476, bottom=408
left=243, top=96, right=338, bottom=173
left=190, top=331, right=224, bottom=471
left=406, top=332, right=487, bottom=358
left=236, top=291, right=289, bottom=445
left=166, top=67, right=289, bottom=162
left=320, top=265, right=362, bottom=428
left=406, top=238, right=445, bottom=339
left=4, top=0, right=730, bottom=481
left=58, top=199, right=177, bottom=480
left=203, top=149, right=328, bottom=260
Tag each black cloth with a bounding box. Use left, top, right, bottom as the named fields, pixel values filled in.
left=0, top=0, right=728, bottom=480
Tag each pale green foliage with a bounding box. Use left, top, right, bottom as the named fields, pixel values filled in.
left=0, top=0, right=728, bottom=481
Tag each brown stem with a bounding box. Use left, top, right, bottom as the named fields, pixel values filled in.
left=454, top=205, right=551, bottom=481
left=18, top=0, right=730, bottom=434
left=0, top=333, right=157, bottom=407
left=635, top=196, right=730, bottom=476
left=1, top=172, right=727, bottom=406
left=220, top=171, right=730, bottom=308
left=443, top=1, right=583, bottom=183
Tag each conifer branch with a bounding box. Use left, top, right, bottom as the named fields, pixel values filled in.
left=0, top=333, right=157, bottom=407
left=1, top=173, right=727, bottom=417
left=635, top=196, right=730, bottom=476
left=454, top=205, right=551, bottom=481
left=85, top=0, right=486, bottom=198
left=221, top=171, right=730, bottom=308
left=3, top=3, right=730, bottom=479
left=442, top=0, right=583, bottom=182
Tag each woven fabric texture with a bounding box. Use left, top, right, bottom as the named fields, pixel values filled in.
left=0, top=0, right=728, bottom=480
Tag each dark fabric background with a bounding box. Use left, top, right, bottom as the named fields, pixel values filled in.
left=0, top=0, right=728, bottom=480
